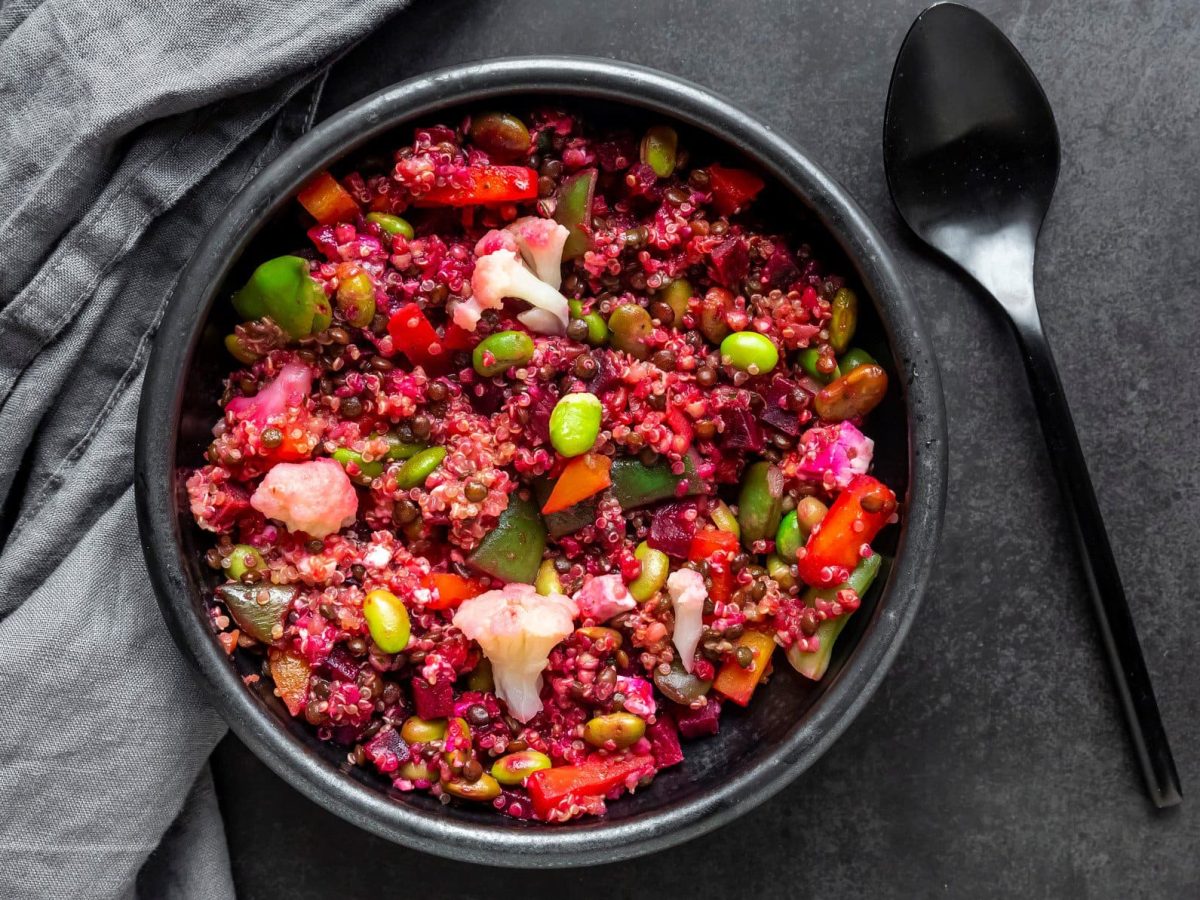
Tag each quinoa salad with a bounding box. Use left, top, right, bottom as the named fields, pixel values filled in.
left=188, top=108, right=898, bottom=822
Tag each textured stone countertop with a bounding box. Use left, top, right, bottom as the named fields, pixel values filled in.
left=213, top=1, right=1200, bottom=896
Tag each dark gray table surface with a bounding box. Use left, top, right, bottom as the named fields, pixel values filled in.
left=211, top=1, right=1200, bottom=896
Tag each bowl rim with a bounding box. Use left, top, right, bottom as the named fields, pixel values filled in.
left=135, top=55, right=947, bottom=867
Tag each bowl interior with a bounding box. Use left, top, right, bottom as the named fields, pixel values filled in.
left=150, top=64, right=936, bottom=864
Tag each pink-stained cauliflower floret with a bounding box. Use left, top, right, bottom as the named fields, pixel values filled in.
left=453, top=583, right=578, bottom=723
left=250, top=458, right=358, bottom=538
left=225, top=362, right=311, bottom=428
left=573, top=574, right=636, bottom=624
left=792, top=421, right=874, bottom=491
left=457, top=248, right=569, bottom=334
left=615, top=675, right=656, bottom=717
left=666, top=568, right=707, bottom=673
left=503, top=216, right=570, bottom=288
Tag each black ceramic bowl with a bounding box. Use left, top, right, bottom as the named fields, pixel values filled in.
left=136, top=57, right=946, bottom=867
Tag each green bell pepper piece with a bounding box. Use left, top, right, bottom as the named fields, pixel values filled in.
left=232, top=255, right=332, bottom=338
left=555, top=169, right=597, bottom=260
left=532, top=478, right=598, bottom=538
left=217, top=583, right=297, bottom=645
left=736, top=461, right=783, bottom=549
left=608, top=454, right=701, bottom=510
left=467, top=495, right=547, bottom=584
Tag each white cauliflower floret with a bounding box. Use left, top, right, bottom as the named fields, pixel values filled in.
left=452, top=583, right=578, bottom=723
left=250, top=458, right=358, bottom=538
left=504, top=216, right=570, bottom=288
left=666, top=568, right=707, bottom=673
left=574, top=574, right=636, bottom=624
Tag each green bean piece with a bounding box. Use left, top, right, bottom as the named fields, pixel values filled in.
left=628, top=541, right=669, bottom=602
left=473, top=330, right=535, bottom=377
left=583, top=713, right=646, bottom=749
left=838, top=347, right=877, bottom=375
left=224, top=334, right=259, bottom=365
left=549, top=392, right=602, bottom=457
left=798, top=347, right=840, bottom=384
left=491, top=750, right=553, bottom=785
left=365, top=212, right=414, bottom=239
left=828, top=287, right=858, bottom=354
left=720, top=331, right=779, bottom=375
left=332, top=447, right=384, bottom=485
left=401, top=716, right=447, bottom=744
left=765, top=552, right=796, bottom=590
left=658, top=278, right=693, bottom=327
left=469, top=112, right=531, bottom=161
left=535, top=559, right=564, bottom=596
left=709, top=499, right=740, bottom=539
left=736, top=461, right=784, bottom=549
left=794, top=496, right=829, bottom=539
left=226, top=544, right=264, bottom=580
left=395, top=446, right=446, bottom=489
left=607, top=304, right=653, bottom=359
left=775, top=511, right=802, bottom=562
left=640, top=125, right=678, bottom=178
left=335, top=270, right=376, bottom=328
left=787, top=554, right=883, bottom=680
left=363, top=589, right=411, bottom=653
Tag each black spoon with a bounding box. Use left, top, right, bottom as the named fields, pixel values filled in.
left=883, top=2, right=1181, bottom=808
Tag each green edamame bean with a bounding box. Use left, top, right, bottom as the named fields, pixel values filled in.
left=775, top=511, right=802, bottom=562
left=628, top=541, right=669, bottom=602
left=709, top=499, right=740, bottom=539
left=829, top=287, right=858, bottom=353
left=365, top=212, right=414, bottom=239
left=363, top=589, right=411, bottom=653
left=640, top=125, right=678, bottom=178
left=395, top=446, right=446, bottom=488
left=583, top=713, right=646, bottom=749
left=549, top=392, right=602, bottom=457
left=226, top=544, right=264, bottom=580
left=737, top=461, right=784, bottom=549
left=568, top=299, right=609, bottom=345
left=659, top=278, right=693, bottom=327
left=798, top=347, right=840, bottom=384
left=473, top=330, right=535, bottom=376
left=398, top=760, right=439, bottom=782
left=795, top=496, right=829, bottom=538
left=838, top=347, right=877, bottom=375
left=442, top=773, right=501, bottom=801
left=535, top=559, right=564, bottom=596
left=332, top=447, right=384, bottom=484
left=491, top=750, right=553, bottom=785
left=607, top=304, right=653, bottom=359
left=766, top=552, right=796, bottom=589
left=720, top=331, right=779, bottom=375
left=400, top=716, right=447, bottom=744
left=335, top=270, right=376, bottom=328
left=469, top=112, right=531, bottom=161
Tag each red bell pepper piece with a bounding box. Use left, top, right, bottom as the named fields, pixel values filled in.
left=713, top=631, right=777, bottom=706
left=424, top=573, right=484, bottom=611
left=541, top=453, right=612, bottom=514
left=688, top=528, right=739, bottom=603
left=296, top=170, right=361, bottom=225
left=707, top=164, right=765, bottom=217
left=665, top=407, right=694, bottom=454
left=387, top=303, right=455, bottom=374
left=796, top=474, right=897, bottom=588
left=416, top=166, right=538, bottom=207
left=527, top=753, right=655, bottom=820
left=441, top=322, right=477, bottom=353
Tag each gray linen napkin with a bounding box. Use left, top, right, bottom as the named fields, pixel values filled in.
left=0, top=2, right=407, bottom=896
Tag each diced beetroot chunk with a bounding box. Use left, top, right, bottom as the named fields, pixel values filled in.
left=647, top=500, right=700, bottom=559
left=647, top=718, right=685, bottom=768
left=319, top=646, right=360, bottom=682
left=761, top=242, right=801, bottom=290
left=365, top=726, right=410, bottom=774
left=674, top=698, right=721, bottom=739
left=718, top=403, right=764, bottom=452
left=412, top=677, right=455, bottom=719
left=761, top=374, right=805, bottom=437
left=709, top=236, right=750, bottom=285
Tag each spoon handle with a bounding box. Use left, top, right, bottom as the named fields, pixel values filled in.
left=1010, top=310, right=1182, bottom=808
